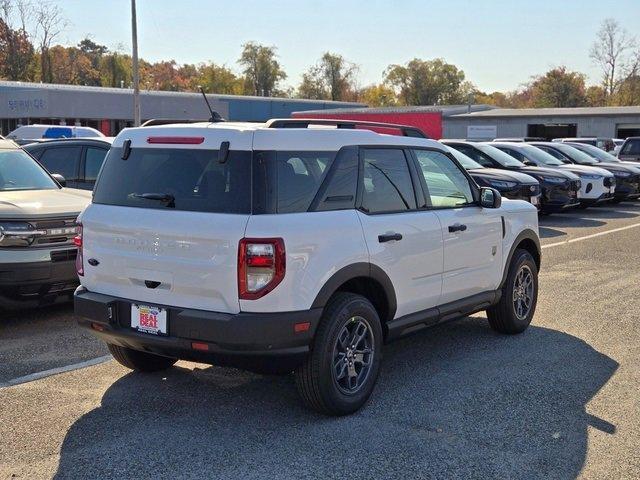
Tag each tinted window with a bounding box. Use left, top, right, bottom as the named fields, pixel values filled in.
left=520, top=145, right=565, bottom=166
left=313, top=147, right=358, bottom=212
left=621, top=139, right=640, bottom=155
left=535, top=145, right=569, bottom=162
left=413, top=149, right=474, bottom=208
left=38, top=146, right=81, bottom=181
left=450, top=144, right=494, bottom=167
left=85, top=147, right=108, bottom=181
left=475, top=144, right=524, bottom=167
left=446, top=146, right=484, bottom=170
left=276, top=151, right=333, bottom=213
left=496, top=147, right=524, bottom=161
left=93, top=148, right=251, bottom=214
left=0, top=149, right=59, bottom=191
left=361, top=149, right=416, bottom=213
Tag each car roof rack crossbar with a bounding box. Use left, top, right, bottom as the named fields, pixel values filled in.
left=265, top=118, right=429, bottom=139
left=140, top=119, right=212, bottom=127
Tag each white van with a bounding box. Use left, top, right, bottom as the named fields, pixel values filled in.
left=7, top=124, right=105, bottom=143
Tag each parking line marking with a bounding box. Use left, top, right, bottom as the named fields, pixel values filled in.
left=0, top=355, right=112, bottom=389
left=542, top=222, right=640, bottom=249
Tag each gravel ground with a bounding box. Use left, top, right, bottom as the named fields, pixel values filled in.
left=0, top=202, right=639, bottom=479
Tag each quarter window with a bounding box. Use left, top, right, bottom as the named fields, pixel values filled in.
left=360, top=148, right=416, bottom=213
left=413, top=149, right=475, bottom=208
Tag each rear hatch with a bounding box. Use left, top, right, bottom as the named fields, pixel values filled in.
left=80, top=126, right=254, bottom=314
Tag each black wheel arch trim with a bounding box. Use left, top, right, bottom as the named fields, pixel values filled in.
left=310, top=262, right=397, bottom=322
left=500, top=228, right=541, bottom=288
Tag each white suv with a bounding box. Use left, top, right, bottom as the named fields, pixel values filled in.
left=74, top=119, right=541, bottom=415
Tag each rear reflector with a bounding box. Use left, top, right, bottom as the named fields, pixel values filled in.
left=294, top=322, right=310, bottom=333
left=191, top=342, right=209, bottom=351
left=147, top=136, right=205, bottom=145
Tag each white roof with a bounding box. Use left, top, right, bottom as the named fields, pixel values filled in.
left=112, top=121, right=444, bottom=152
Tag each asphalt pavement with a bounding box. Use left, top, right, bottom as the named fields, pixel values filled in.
left=1, top=202, right=639, bottom=479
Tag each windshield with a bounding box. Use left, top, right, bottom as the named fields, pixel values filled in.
left=475, top=144, right=524, bottom=167
left=445, top=146, right=484, bottom=170
left=521, top=144, right=565, bottom=166
left=553, top=144, right=599, bottom=165
left=0, top=149, right=59, bottom=191
left=570, top=143, right=620, bottom=162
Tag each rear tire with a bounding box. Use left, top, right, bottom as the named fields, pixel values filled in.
left=294, top=292, right=382, bottom=416
left=107, top=343, right=177, bottom=372
left=487, top=249, right=538, bottom=334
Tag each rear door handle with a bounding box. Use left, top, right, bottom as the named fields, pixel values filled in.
left=378, top=233, right=403, bottom=243
left=448, top=224, right=467, bottom=233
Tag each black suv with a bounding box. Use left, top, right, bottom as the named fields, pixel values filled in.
left=618, top=137, right=640, bottom=163
left=24, top=138, right=112, bottom=190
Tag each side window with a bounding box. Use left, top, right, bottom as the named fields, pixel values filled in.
left=313, top=147, right=358, bottom=212
left=276, top=151, right=334, bottom=213
left=38, top=146, right=81, bottom=181
left=413, top=149, right=475, bottom=208
left=85, top=147, right=108, bottom=182
left=455, top=145, right=494, bottom=167
left=361, top=148, right=416, bottom=213
left=621, top=139, right=640, bottom=155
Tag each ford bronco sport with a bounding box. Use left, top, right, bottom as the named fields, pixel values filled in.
left=74, top=118, right=541, bottom=415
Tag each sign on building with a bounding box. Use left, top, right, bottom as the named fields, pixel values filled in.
left=6, top=91, right=49, bottom=116
left=467, top=125, right=497, bottom=140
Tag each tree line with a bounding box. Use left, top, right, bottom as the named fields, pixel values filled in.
left=1, top=2, right=639, bottom=109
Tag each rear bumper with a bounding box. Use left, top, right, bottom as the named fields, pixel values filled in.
left=74, top=287, right=323, bottom=367
left=0, top=252, right=79, bottom=308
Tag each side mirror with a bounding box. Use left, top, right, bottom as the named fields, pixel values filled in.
left=480, top=187, right=502, bottom=209
left=51, top=173, right=66, bottom=187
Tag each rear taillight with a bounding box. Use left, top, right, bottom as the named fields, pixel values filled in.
left=74, top=224, right=83, bottom=276
left=238, top=238, right=285, bottom=300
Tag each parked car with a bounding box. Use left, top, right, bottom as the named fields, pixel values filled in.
left=24, top=138, right=113, bottom=190
left=529, top=141, right=637, bottom=203
left=553, top=137, right=615, bottom=152
left=492, top=142, right=616, bottom=207
left=7, top=124, right=105, bottom=143
left=618, top=137, right=640, bottom=162
left=442, top=140, right=581, bottom=214
left=444, top=145, right=541, bottom=208
left=565, top=142, right=640, bottom=177
left=74, top=118, right=541, bottom=415
left=0, top=138, right=90, bottom=309
left=493, top=137, right=545, bottom=142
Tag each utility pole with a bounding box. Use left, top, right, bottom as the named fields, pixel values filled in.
left=131, top=0, right=141, bottom=126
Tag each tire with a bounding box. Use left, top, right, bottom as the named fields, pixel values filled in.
left=107, top=343, right=177, bottom=372
left=294, top=292, right=383, bottom=416
left=487, top=249, right=538, bottom=334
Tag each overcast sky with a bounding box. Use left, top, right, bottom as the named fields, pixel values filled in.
left=53, top=0, right=640, bottom=93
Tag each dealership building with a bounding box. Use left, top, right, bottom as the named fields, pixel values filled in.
left=0, top=81, right=363, bottom=136
left=295, top=105, right=640, bottom=140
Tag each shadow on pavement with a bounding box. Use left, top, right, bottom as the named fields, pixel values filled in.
left=538, top=226, right=567, bottom=239
left=53, top=318, right=618, bottom=480
left=539, top=215, right=605, bottom=228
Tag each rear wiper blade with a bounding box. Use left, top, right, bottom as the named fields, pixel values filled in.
left=129, top=192, right=175, bottom=207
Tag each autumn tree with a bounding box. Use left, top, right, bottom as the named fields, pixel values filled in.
left=238, top=42, right=286, bottom=97
left=298, top=52, right=358, bottom=101
left=0, top=0, right=35, bottom=81
left=358, top=84, right=397, bottom=106
left=100, top=51, right=132, bottom=88
left=384, top=58, right=470, bottom=105
left=195, top=63, right=243, bottom=95
left=526, top=67, right=587, bottom=107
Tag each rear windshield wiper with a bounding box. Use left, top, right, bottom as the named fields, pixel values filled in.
left=129, top=192, right=175, bottom=207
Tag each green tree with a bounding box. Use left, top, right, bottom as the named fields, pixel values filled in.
left=238, top=41, right=286, bottom=97
left=298, top=52, right=358, bottom=101
left=527, top=67, right=587, bottom=107
left=383, top=58, right=469, bottom=105
left=100, top=52, right=132, bottom=88
left=358, top=83, right=397, bottom=106
left=195, top=62, right=243, bottom=94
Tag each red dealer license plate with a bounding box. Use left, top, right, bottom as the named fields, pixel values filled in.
left=131, top=304, right=167, bottom=335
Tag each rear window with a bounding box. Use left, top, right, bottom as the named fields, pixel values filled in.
left=93, top=148, right=252, bottom=214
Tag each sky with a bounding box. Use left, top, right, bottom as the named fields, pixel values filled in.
left=51, top=0, right=640, bottom=93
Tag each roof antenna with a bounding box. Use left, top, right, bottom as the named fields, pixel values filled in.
left=198, top=86, right=225, bottom=122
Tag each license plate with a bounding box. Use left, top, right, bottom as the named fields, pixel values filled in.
left=131, top=304, right=167, bottom=335
left=530, top=195, right=539, bottom=205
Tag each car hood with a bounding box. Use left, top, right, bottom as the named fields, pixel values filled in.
left=618, top=161, right=640, bottom=173
left=558, top=164, right=614, bottom=177
left=468, top=168, right=538, bottom=184
left=513, top=165, right=580, bottom=181
left=0, top=188, right=91, bottom=219
left=595, top=163, right=640, bottom=174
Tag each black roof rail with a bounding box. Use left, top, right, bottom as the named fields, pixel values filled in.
left=265, top=118, right=429, bottom=139
left=140, top=119, right=211, bottom=127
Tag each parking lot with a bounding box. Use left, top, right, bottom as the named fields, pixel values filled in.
left=1, top=201, right=639, bottom=479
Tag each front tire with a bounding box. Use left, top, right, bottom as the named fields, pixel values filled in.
left=107, top=344, right=177, bottom=372
left=294, top=292, right=382, bottom=416
left=487, top=249, right=538, bottom=334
